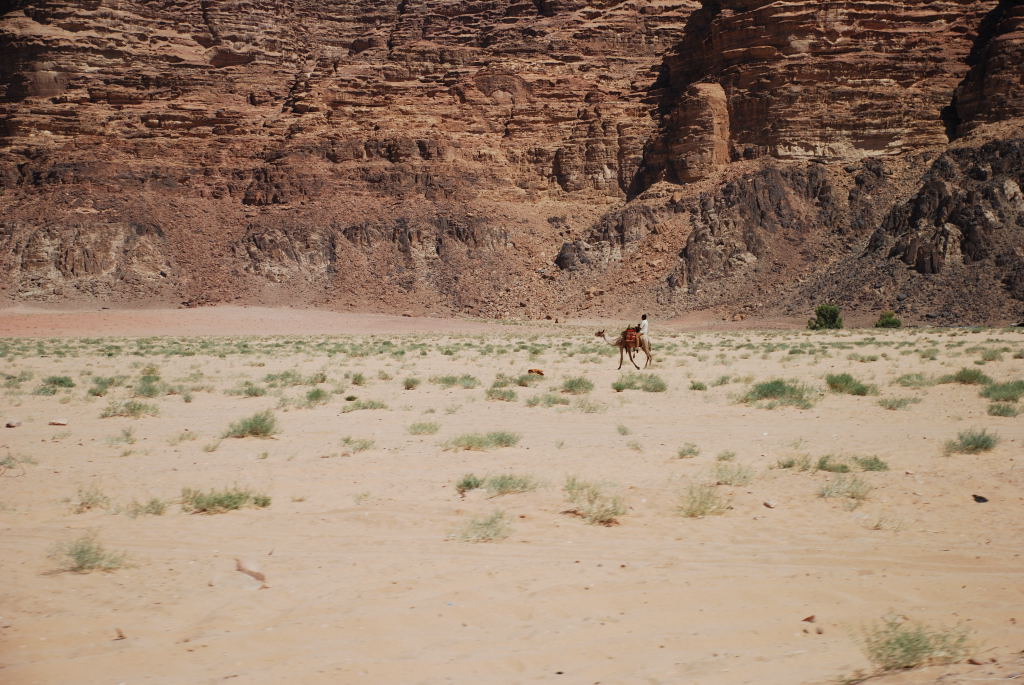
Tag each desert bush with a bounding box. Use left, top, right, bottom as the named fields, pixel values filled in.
left=677, top=443, right=700, bottom=458
left=563, top=477, right=626, bottom=525
left=458, top=511, right=510, bottom=542
left=853, top=456, right=889, bottom=471
left=72, top=485, right=110, bottom=513
left=561, top=376, right=594, bottom=394
left=408, top=421, right=440, bottom=435
left=894, top=373, right=932, bottom=388
left=988, top=402, right=1019, bottom=417
left=515, top=374, right=544, bottom=387
left=124, top=497, right=168, bottom=517
left=485, top=474, right=538, bottom=496
left=572, top=398, right=606, bottom=413
left=938, top=368, right=991, bottom=385
left=874, top=311, right=902, bottom=328
left=223, top=410, right=278, bottom=438
left=526, top=393, right=570, bottom=407
left=50, top=533, right=126, bottom=572
left=807, top=304, right=843, bottom=330
left=227, top=381, right=267, bottom=397
left=486, top=387, right=517, bottom=402
left=180, top=487, right=271, bottom=513
left=431, top=374, right=480, bottom=389
left=100, top=400, right=158, bottom=418
left=87, top=376, right=119, bottom=397
left=689, top=380, right=708, bottom=391
left=815, top=455, right=850, bottom=473
left=341, top=436, right=374, bottom=453
left=826, top=373, right=875, bottom=396
left=741, top=379, right=816, bottom=409
left=678, top=483, right=729, bottom=518
left=878, top=396, right=921, bottom=410
left=776, top=455, right=812, bottom=471
left=445, top=431, right=520, bottom=451
left=42, top=375, right=75, bottom=389
left=818, top=474, right=872, bottom=502
left=713, top=462, right=754, bottom=485
left=944, top=428, right=999, bottom=454
left=455, top=473, right=484, bottom=495
left=403, top=377, right=421, bottom=390
left=341, top=399, right=387, bottom=413
left=980, top=380, right=1024, bottom=402
left=351, top=372, right=366, bottom=386
left=859, top=615, right=970, bottom=672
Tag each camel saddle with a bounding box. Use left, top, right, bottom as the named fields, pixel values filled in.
left=624, top=327, right=639, bottom=346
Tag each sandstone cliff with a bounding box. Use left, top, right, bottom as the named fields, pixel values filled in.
left=1, top=0, right=1022, bottom=323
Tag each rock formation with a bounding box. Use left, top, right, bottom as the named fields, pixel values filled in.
left=1, top=0, right=1022, bottom=323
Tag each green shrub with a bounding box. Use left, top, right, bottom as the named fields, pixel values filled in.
left=874, top=311, right=901, bottom=328
left=181, top=487, right=271, bottom=513
left=678, top=483, right=729, bottom=518
left=938, top=368, right=992, bottom=385
left=134, top=374, right=163, bottom=398
left=825, top=373, right=875, bottom=396
left=431, top=374, right=480, bottom=389
left=713, top=462, right=754, bottom=485
left=563, top=476, right=626, bottom=525
left=944, top=428, right=999, bottom=454
left=677, top=443, right=700, bottom=458
left=894, top=373, right=932, bottom=388
left=818, top=474, right=872, bottom=502
left=878, top=396, right=921, bottom=410
left=445, top=431, right=520, bottom=451
left=689, top=381, right=707, bottom=391
left=526, top=393, right=570, bottom=407
left=456, top=473, right=484, bottom=495
left=741, top=379, right=815, bottom=409
left=87, top=376, right=118, bottom=397
left=458, top=511, right=510, bottom=542
left=350, top=372, right=366, bottom=386
left=808, top=304, right=843, bottom=330
left=403, top=377, right=421, bottom=390
left=408, top=421, right=440, bottom=435
left=100, top=400, right=158, bottom=418
left=561, top=376, right=594, bottom=394
left=859, top=615, right=969, bottom=672
left=72, top=484, right=110, bottom=513
left=515, top=374, right=544, bottom=387
left=775, top=455, right=812, bottom=471
left=980, top=380, right=1024, bottom=402
left=304, top=388, right=329, bottom=406
left=815, top=455, right=850, bottom=473
left=50, top=533, right=126, bottom=572
left=486, top=387, right=517, bottom=402
left=125, top=497, right=168, bottom=517
left=223, top=410, right=278, bottom=438
left=43, top=375, right=75, bottom=388
left=988, top=402, right=1019, bottom=417
left=853, top=456, right=889, bottom=471
left=341, top=436, right=375, bottom=453
left=341, top=399, right=387, bottom=413
left=485, top=474, right=538, bottom=496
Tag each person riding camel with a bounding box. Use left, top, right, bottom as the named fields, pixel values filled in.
left=638, top=313, right=649, bottom=348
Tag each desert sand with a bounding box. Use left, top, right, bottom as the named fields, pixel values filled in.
left=1, top=307, right=1022, bottom=684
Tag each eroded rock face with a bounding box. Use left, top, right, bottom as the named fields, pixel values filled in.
left=1, top=0, right=1023, bottom=322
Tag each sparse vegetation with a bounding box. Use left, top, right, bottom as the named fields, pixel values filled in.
left=526, top=393, right=570, bottom=407
left=818, top=474, right=872, bottom=502
left=457, top=511, right=510, bottom=542
left=486, top=387, right=517, bottom=402
left=858, top=615, right=970, bottom=672
left=988, top=402, right=1019, bottom=417
left=456, top=473, right=484, bottom=496
left=180, top=487, right=271, bottom=513
left=100, top=400, right=158, bottom=418
left=741, top=379, right=816, bottom=409
left=408, top=421, right=440, bottom=435
left=678, top=483, right=729, bottom=518
left=826, top=373, right=875, bottom=396
left=713, top=461, right=754, bottom=485
left=677, top=443, right=700, bottom=458
left=341, top=436, right=374, bottom=453
left=124, top=497, right=168, bottom=517
left=50, top=533, right=127, bottom=572
left=878, top=396, right=921, bottom=410
left=938, top=368, right=992, bottom=385
left=431, top=374, right=480, bottom=389
left=72, top=484, right=110, bottom=513
left=403, top=377, right=421, bottom=390
left=980, top=380, right=1024, bottom=402
left=612, top=373, right=667, bottom=392
left=689, top=381, right=707, bottom=391
left=853, top=456, right=889, bottom=471
left=561, top=376, right=594, bottom=394
left=341, top=399, right=388, bottom=413
left=484, top=474, right=538, bottom=496
left=223, top=410, right=278, bottom=438
left=445, top=431, right=521, bottom=451
left=563, top=476, right=626, bottom=525
left=894, top=373, right=932, bottom=388
left=944, top=428, right=999, bottom=454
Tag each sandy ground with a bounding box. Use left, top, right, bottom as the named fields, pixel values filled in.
left=1, top=311, right=1022, bottom=684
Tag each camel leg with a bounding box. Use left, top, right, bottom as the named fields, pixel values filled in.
left=617, top=347, right=624, bottom=370
left=643, top=343, right=653, bottom=368
left=629, top=346, right=640, bottom=370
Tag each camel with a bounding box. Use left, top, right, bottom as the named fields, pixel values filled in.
left=596, top=329, right=653, bottom=370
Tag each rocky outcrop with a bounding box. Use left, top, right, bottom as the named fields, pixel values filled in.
left=2, top=1, right=1024, bottom=323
